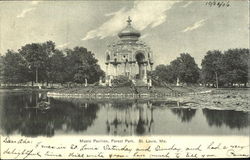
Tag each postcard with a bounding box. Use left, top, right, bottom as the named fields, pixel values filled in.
left=0, top=0, right=249, bottom=159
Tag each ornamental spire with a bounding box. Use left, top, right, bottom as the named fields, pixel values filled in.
left=117, top=16, right=140, bottom=39
left=127, top=16, right=132, bottom=25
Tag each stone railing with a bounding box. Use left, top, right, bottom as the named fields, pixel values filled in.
left=47, top=91, right=183, bottom=99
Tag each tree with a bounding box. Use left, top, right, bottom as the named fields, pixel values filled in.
left=1, top=41, right=104, bottom=86
left=2, top=50, right=30, bottom=84
left=201, top=50, right=223, bottom=88
left=153, top=53, right=200, bottom=85
left=169, top=53, right=200, bottom=85
left=201, top=48, right=249, bottom=87
left=74, top=64, right=90, bottom=86
left=47, top=49, right=66, bottom=84
left=42, top=41, right=56, bottom=85
left=153, top=65, right=167, bottom=81
left=169, top=58, right=182, bottom=85
left=222, top=48, right=249, bottom=86
left=0, top=56, right=4, bottom=84
left=152, top=64, right=174, bottom=83
left=19, top=41, right=55, bottom=84
left=64, top=47, right=104, bottom=85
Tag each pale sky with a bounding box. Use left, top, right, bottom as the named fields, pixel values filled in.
left=0, top=1, right=249, bottom=70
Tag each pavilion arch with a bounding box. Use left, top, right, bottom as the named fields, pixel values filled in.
left=106, top=54, right=110, bottom=61
left=135, top=52, right=145, bottom=64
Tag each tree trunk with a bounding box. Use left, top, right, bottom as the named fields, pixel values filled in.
left=35, top=67, right=38, bottom=83
left=85, top=78, right=88, bottom=87
left=215, top=71, right=218, bottom=89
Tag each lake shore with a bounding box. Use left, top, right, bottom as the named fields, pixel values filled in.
left=46, top=86, right=198, bottom=98
left=0, top=86, right=248, bottom=112
left=0, top=87, right=53, bottom=93
left=47, top=86, right=249, bottom=112
left=168, top=89, right=249, bottom=112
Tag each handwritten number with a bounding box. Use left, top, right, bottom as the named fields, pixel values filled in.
left=205, top=1, right=230, bottom=8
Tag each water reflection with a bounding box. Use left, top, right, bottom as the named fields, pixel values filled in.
left=0, top=92, right=49, bottom=136
left=50, top=99, right=99, bottom=133
left=105, top=101, right=154, bottom=135
left=0, top=92, right=99, bottom=137
left=202, top=109, right=249, bottom=129
left=0, top=92, right=249, bottom=136
left=171, top=108, right=196, bottom=122
left=20, top=108, right=54, bottom=137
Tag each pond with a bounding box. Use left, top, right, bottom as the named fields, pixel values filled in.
left=0, top=91, right=249, bottom=137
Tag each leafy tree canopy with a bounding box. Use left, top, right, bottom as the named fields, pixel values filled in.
left=2, top=50, right=30, bottom=83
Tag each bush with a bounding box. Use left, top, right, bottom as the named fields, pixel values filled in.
left=111, top=75, right=133, bottom=87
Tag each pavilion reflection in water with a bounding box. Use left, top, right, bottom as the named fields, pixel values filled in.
left=105, top=101, right=154, bottom=135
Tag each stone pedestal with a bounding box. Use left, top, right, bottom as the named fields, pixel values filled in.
left=176, top=77, right=180, bottom=86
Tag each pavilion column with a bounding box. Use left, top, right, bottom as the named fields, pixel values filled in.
left=124, top=63, right=127, bottom=76
left=130, top=63, right=133, bottom=78
left=115, top=64, right=118, bottom=77
left=105, top=64, right=109, bottom=84
left=138, top=63, right=144, bottom=79
left=113, top=64, right=115, bottom=77
left=129, top=63, right=132, bottom=79
left=109, top=64, right=113, bottom=79
left=135, top=61, right=138, bottom=78
left=143, top=63, right=147, bottom=81
left=106, top=64, right=109, bottom=76
left=108, top=65, right=112, bottom=87
left=133, top=63, right=136, bottom=77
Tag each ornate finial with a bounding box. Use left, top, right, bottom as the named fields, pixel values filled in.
left=127, top=16, right=132, bottom=25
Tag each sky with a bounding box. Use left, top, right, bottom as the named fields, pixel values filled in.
left=0, top=0, right=249, bottom=70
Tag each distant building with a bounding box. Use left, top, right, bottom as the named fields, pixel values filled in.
left=105, top=17, right=153, bottom=86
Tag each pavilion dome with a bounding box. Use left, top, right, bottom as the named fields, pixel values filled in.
left=118, top=17, right=141, bottom=41
left=105, top=17, right=153, bottom=66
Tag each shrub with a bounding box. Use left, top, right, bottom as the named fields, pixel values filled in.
left=111, top=75, right=133, bottom=87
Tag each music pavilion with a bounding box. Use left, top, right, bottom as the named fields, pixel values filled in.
left=105, top=17, right=154, bottom=86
